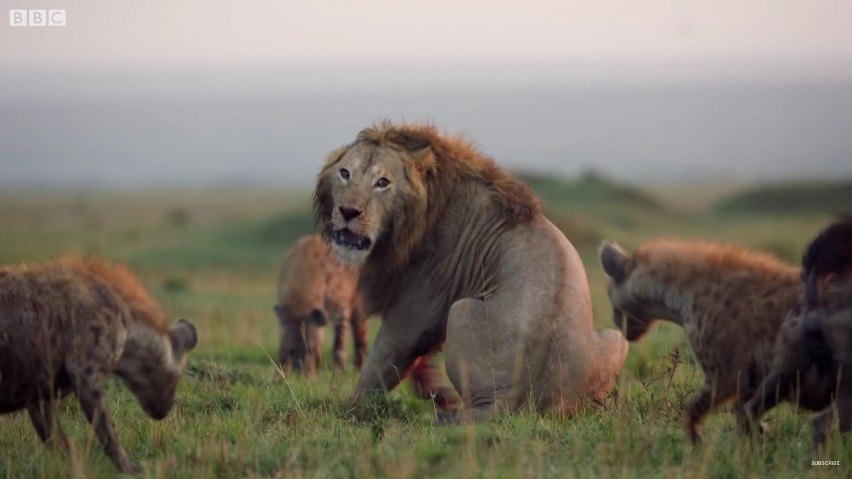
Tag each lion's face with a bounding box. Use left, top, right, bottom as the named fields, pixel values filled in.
left=316, top=143, right=425, bottom=265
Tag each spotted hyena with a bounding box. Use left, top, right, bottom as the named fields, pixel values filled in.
left=746, top=216, right=852, bottom=445
left=274, top=234, right=367, bottom=376
left=599, top=239, right=802, bottom=443
left=0, top=256, right=198, bottom=473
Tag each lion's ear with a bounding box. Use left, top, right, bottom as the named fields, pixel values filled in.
left=388, top=130, right=430, bottom=152
left=409, top=145, right=432, bottom=162
left=388, top=130, right=436, bottom=174
left=410, top=147, right=436, bottom=176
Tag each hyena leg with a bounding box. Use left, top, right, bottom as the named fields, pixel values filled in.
left=27, top=401, right=69, bottom=451
left=734, top=390, right=770, bottom=436
left=333, top=318, right=348, bottom=371
left=743, top=369, right=797, bottom=427
left=350, top=310, right=368, bottom=370
left=304, top=322, right=325, bottom=378
left=278, top=337, right=290, bottom=369
left=73, top=373, right=138, bottom=473
left=837, top=388, right=852, bottom=435
left=684, top=385, right=715, bottom=444
left=810, top=407, right=834, bottom=447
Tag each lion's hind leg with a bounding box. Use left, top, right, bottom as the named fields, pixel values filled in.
left=443, top=297, right=530, bottom=423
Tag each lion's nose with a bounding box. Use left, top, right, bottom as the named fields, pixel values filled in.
left=339, top=206, right=362, bottom=222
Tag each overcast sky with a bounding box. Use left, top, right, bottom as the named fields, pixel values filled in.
left=3, top=1, right=852, bottom=187
left=2, top=0, right=852, bottom=72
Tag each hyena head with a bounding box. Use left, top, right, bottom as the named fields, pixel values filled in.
left=801, top=214, right=852, bottom=307
left=273, top=305, right=327, bottom=376
left=599, top=240, right=672, bottom=341
left=115, top=319, right=198, bottom=419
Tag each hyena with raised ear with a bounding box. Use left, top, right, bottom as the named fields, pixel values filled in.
left=599, top=239, right=802, bottom=443
left=274, top=234, right=367, bottom=376
left=0, top=256, right=198, bottom=473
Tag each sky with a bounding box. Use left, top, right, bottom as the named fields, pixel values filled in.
left=2, top=0, right=852, bottom=73
left=2, top=1, right=852, bottom=187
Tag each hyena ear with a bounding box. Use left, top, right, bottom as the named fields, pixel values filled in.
left=273, top=305, right=286, bottom=324
left=599, top=240, right=631, bottom=283
left=169, top=319, right=198, bottom=354
left=309, top=309, right=328, bottom=327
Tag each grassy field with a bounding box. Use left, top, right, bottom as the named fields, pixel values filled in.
left=0, top=177, right=850, bottom=478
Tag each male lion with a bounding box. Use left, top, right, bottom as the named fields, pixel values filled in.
left=313, top=122, right=628, bottom=421
left=0, top=256, right=198, bottom=473
left=274, top=234, right=367, bottom=376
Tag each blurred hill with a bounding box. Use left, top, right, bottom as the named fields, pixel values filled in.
left=714, top=180, right=852, bottom=215
left=518, top=170, right=664, bottom=212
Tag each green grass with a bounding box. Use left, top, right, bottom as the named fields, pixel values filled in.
left=1, top=180, right=850, bottom=478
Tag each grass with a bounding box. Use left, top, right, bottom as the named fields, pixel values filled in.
left=1, top=179, right=850, bottom=478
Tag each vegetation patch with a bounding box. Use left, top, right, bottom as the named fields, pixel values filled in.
left=518, top=170, right=665, bottom=212
left=714, top=180, right=852, bottom=215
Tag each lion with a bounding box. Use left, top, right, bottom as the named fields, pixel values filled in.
left=274, top=234, right=367, bottom=376
left=313, top=122, right=628, bottom=421
left=0, top=256, right=198, bottom=473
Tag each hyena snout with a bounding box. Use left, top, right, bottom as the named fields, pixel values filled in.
left=279, top=309, right=327, bottom=376
left=613, top=307, right=651, bottom=341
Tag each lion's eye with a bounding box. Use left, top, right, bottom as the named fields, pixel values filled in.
left=339, top=168, right=351, bottom=181
left=375, top=177, right=391, bottom=189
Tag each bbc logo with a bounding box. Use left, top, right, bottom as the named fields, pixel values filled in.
left=9, top=9, right=66, bottom=27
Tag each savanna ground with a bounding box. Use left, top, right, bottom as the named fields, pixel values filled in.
left=1, top=175, right=851, bottom=478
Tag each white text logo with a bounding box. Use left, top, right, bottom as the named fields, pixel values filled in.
left=9, top=10, right=66, bottom=27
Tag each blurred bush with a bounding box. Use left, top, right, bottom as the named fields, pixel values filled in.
left=166, top=207, right=193, bottom=228
left=162, top=276, right=190, bottom=294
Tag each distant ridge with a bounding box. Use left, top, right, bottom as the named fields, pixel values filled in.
left=714, top=180, right=852, bottom=214
left=516, top=170, right=664, bottom=211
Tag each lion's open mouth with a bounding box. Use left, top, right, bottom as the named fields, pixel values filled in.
left=332, top=228, right=372, bottom=251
